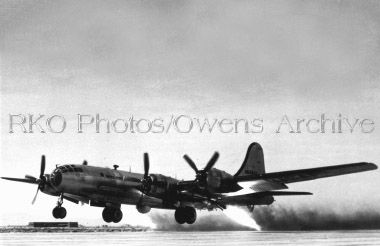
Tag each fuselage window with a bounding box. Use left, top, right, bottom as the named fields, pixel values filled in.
left=61, top=167, right=68, bottom=173
left=100, top=173, right=104, bottom=177
left=57, top=166, right=69, bottom=173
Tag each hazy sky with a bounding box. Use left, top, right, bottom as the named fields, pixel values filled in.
left=1, top=0, right=379, bottom=226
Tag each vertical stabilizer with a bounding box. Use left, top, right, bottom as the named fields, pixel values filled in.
left=234, top=142, right=265, bottom=177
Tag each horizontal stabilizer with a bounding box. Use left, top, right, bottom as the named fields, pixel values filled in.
left=1, top=177, right=38, bottom=184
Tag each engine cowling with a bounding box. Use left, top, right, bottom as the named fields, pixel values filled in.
left=149, top=174, right=177, bottom=193
left=136, top=204, right=151, bottom=214
left=206, top=168, right=240, bottom=193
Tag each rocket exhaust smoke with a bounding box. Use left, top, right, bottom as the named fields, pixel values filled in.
left=252, top=204, right=380, bottom=231
left=149, top=204, right=380, bottom=231
left=150, top=209, right=256, bottom=231
left=223, top=206, right=261, bottom=231
left=123, top=208, right=157, bottom=229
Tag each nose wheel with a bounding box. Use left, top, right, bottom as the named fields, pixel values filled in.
left=52, top=206, right=67, bottom=219
left=175, top=206, right=197, bottom=224
left=52, top=194, right=66, bottom=219
left=102, top=207, right=123, bottom=223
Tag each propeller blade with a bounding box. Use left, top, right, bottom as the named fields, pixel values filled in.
left=183, top=155, right=199, bottom=172
left=143, top=153, right=149, bottom=177
left=40, top=155, right=46, bottom=179
left=25, top=175, right=37, bottom=181
left=31, top=186, right=39, bottom=204
left=1, top=177, right=39, bottom=184
left=204, top=152, right=219, bottom=172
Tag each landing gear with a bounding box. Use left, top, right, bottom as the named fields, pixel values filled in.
left=52, top=194, right=66, bottom=219
left=174, top=206, right=197, bottom=224
left=52, top=206, right=67, bottom=219
left=102, top=207, right=123, bottom=223
left=247, top=205, right=254, bottom=212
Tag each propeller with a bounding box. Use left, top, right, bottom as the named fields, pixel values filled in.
left=31, top=155, right=47, bottom=204
left=183, top=152, right=219, bottom=188
left=140, top=153, right=152, bottom=194
left=144, top=153, right=149, bottom=178
left=25, top=175, right=37, bottom=182
left=40, top=155, right=46, bottom=180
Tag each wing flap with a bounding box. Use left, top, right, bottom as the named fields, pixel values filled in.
left=235, top=162, right=377, bottom=184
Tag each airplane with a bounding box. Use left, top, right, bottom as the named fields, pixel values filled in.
left=1, top=142, right=377, bottom=225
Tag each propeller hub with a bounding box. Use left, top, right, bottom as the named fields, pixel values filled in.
left=183, top=152, right=219, bottom=190
left=141, top=176, right=152, bottom=193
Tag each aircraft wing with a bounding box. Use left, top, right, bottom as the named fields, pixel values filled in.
left=235, top=162, right=377, bottom=184
left=63, top=193, right=89, bottom=204
left=222, top=191, right=312, bottom=206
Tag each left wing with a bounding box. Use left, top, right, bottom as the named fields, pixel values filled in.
left=222, top=191, right=312, bottom=206
left=235, top=162, right=377, bottom=184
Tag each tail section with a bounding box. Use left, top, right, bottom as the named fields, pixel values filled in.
left=234, top=142, right=265, bottom=177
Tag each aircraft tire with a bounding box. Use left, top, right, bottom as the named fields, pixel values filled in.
left=102, top=207, right=114, bottom=223
left=112, top=209, right=123, bottom=223
left=52, top=206, right=60, bottom=219
left=184, top=206, right=196, bottom=224
left=58, top=207, right=67, bottom=219
left=52, top=206, right=66, bottom=219
left=174, top=208, right=186, bottom=224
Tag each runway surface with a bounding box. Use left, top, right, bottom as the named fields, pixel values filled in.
left=1, top=230, right=380, bottom=246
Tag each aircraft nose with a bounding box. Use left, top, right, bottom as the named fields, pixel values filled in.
left=51, top=171, right=62, bottom=186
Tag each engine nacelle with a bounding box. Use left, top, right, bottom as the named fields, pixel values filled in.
left=206, top=168, right=240, bottom=193
left=149, top=174, right=177, bottom=195
left=136, top=204, right=151, bottom=214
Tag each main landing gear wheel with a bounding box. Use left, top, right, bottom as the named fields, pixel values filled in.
left=102, top=207, right=123, bottom=223
left=52, top=194, right=66, bottom=219
left=175, top=206, right=197, bottom=224
left=52, top=206, right=67, bottom=219
left=174, top=208, right=186, bottom=224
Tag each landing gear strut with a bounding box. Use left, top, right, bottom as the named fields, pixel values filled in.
left=52, top=194, right=66, bottom=219
left=247, top=205, right=254, bottom=212
left=174, top=206, right=197, bottom=224
left=102, top=207, right=123, bottom=223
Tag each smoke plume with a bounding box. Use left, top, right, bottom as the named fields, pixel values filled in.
left=150, top=205, right=380, bottom=231
left=253, top=204, right=380, bottom=231
left=150, top=210, right=253, bottom=231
